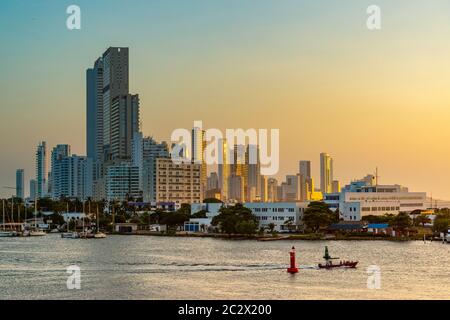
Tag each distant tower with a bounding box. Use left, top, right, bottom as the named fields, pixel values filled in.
left=35, top=141, right=47, bottom=199
left=16, top=169, right=24, bottom=200
left=320, top=153, right=333, bottom=194
left=218, top=138, right=229, bottom=201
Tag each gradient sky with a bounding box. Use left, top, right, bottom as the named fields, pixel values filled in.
left=2, top=0, right=450, bottom=200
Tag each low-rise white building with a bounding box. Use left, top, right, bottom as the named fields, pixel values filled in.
left=325, top=179, right=427, bottom=221
left=243, top=202, right=308, bottom=232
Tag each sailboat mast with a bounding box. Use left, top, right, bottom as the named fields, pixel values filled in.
left=96, top=206, right=99, bottom=231
left=2, top=199, right=5, bottom=231
left=67, top=202, right=69, bottom=232
left=34, top=196, right=37, bottom=229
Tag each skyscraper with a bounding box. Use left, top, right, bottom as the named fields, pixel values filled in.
left=299, top=161, right=311, bottom=179
left=132, top=132, right=170, bottom=202
left=218, top=138, right=229, bottom=201
left=16, top=169, right=24, bottom=200
left=110, top=94, right=140, bottom=160
left=228, top=144, right=247, bottom=202
left=51, top=144, right=71, bottom=199
left=192, top=126, right=207, bottom=198
left=86, top=57, right=104, bottom=180
left=247, top=144, right=261, bottom=202
left=102, top=47, right=130, bottom=159
left=35, top=141, right=47, bottom=199
left=320, top=152, right=333, bottom=194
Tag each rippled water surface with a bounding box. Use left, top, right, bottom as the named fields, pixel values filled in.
left=0, top=234, right=449, bottom=299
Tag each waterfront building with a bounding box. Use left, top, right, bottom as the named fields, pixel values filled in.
left=50, top=144, right=71, bottom=199
left=320, top=152, right=333, bottom=194
left=132, top=132, right=170, bottom=202
left=16, top=169, right=24, bottom=200
left=35, top=141, right=47, bottom=199
left=105, top=162, right=141, bottom=202
left=51, top=153, right=93, bottom=201
left=244, top=202, right=308, bottom=232
left=156, top=158, right=202, bottom=205
left=324, top=176, right=427, bottom=221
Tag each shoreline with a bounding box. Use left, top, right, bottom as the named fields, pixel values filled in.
left=108, top=231, right=441, bottom=242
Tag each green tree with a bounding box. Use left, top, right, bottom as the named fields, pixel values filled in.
left=211, top=203, right=257, bottom=235
left=267, top=223, right=276, bottom=233
left=390, top=212, right=412, bottom=233
left=433, top=216, right=450, bottom=234
left=303, top=202, right=337, bottom=233
left=414, top=215, right=431, bottom=227
left=192, top=210, right=207, bottom=218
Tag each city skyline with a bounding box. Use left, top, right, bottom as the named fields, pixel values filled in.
left=2, top=0, right=450, bottom=199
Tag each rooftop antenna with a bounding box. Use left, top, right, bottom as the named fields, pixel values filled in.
left=375, top=167, right=380, bottom=190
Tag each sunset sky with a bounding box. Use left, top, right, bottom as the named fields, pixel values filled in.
left=1, top=0, right=450, bottom=200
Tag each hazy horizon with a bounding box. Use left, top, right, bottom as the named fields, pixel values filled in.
left=2, top=0, right=450, bottom=200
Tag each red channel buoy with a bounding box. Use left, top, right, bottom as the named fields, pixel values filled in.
left=287, top=246, right=299, bottom=274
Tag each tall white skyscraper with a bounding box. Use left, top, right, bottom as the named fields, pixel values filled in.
left=35, top=141, right=47, bottom=199
left=192, top=126, right=206, bottom=198
left=320, top=152, right=333, bottom=194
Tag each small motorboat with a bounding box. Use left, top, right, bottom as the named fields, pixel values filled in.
left=0, top=231, right=18, bottom=237
left=29, top=229, right=47, bottom=237
left=318, top=246, right=358, bottom=269
left=61, top=232, right=79, bottom=239
left=93, top=232, right=106, bottom=239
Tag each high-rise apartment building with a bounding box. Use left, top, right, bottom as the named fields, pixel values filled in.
left=156, top=158, right=202, bottom=205
left=86, top=57, right=104, bottom=181
left=320, top=152, right=333, bottom=194
left=35, top=141, right=47, bottom=199
left=50, top=144, right=71, bottom=199
left=299, top=160, right=311, bottom=180
left=192, top=127, right=207, bottom=198
left=105, top=162, right=140, bottom=202
left=218, top=138, right=229, bottom=201
left=16, top=169, right=24, bottom=200
left=51, top=148, right=93, bottom=201
left=110, top=94, right=140, bottom=160
left=247, top=144, right=261, bottom=202
left=132, top=132, right=170, bottom=202
left=102, top=47, right=129, bottom=158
